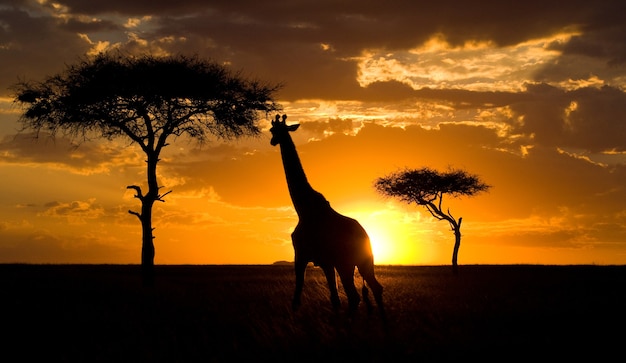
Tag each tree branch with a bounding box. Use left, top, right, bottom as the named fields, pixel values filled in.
left=157, top=190, right=173, bottom=202
left=446, top=207, right=455, bottom=222
left=425, top=202, right=445, bottom=221
left=438, top=191, right=444, bottom=212
left=128, top=210, right=141, bottom=220
left=113, top=119, right=146, bottom=148
left=126, top=185, right=144, bottom=199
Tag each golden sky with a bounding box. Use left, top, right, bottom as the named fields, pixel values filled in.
left=0, top=0, right=625, bottom=265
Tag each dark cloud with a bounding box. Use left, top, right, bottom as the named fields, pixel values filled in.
left=359, top=81, right=420, bottom=102
left=299, top=118, right=358, bottom=136
left=575, top=4, right=626, bottom=65
left=507, top=84, right=626, bottom=152
left=7, top=0, right=617, bottom=98
left=48, top=0, right=212, bottom=16
left=137, top=1, right=623, bottom=100
left=40, top=199, right=104, bottom=218
left=60, top=17, right=121, bottom=34
left=0, top=133, right=141, bottom=174
left=44, top=201, right=61, bottom=208
left=53, top=0, right=620, bottom=48
left=3, top=0, right=625, bottom=103
left=414, top=88, right=525, bottom=108
left=0, top=133, right=82, bottom=162
left=0, top=8, right=90, bottom=88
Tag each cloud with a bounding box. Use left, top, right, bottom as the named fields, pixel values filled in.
left=357, top=32, right=581, bottom=93
left=0, top=6, right=91, bottom=94
left=0, top=132, right=143, bottom=174
left=0, top=228, right=136, bottom=263
left=4, top=1, right=625, bottom=108
left=39, top=198, right=105, bottom=224
left=469, top=211, right=626, bottom=252
left=6, top=1, right=620, bottom=98
left=506, top=84, right=626, bottom=152
left=299, top=118, right=360, bottom=137
left=46, top=0, right=210, bottom=16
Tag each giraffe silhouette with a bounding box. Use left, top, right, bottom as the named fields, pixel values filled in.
left=270, top=114, right=384, bottom=317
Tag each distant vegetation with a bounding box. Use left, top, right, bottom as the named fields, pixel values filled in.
left=2, top=264, right=624, bottom=361
left=272, top=260, right=294, bottom=266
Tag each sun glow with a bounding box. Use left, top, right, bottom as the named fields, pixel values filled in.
left=350, top=208, right=428, bottom=265
left=365, top=223, right=397, bottom=265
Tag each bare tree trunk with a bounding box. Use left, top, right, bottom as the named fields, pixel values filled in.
left=451, top=217, right=462, bottom=275
left=140, top=199, right=155, bottom=287
left=128, top=152, right=160, bottom=287
left=142, top=153, right=159, bottom=287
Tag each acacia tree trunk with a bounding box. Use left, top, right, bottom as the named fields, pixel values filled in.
left=140, top=198, right=155, bottom=286
left=129, top=151, right=161, bottom=287
left=451, top=217, right=463, bottom=275
left=142, top=152, right=159, bottom=286
left=427, top=200, right=464, bottom=275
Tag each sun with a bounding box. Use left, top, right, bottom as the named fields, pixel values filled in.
left=360, top=214, right=423, bottom=265
left=350, top=207, right=428, bottom=265
left=365, top=223, right=396, bottom=265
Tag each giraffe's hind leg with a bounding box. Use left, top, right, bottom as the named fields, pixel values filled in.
left=358, top=261, right=385, bottom=320
left=361, top=277, right=373, bottom=314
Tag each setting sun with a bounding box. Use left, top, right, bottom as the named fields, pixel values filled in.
left=363, top=222, right=396, bottom=265
left=351, top=209, right=429, bottom=266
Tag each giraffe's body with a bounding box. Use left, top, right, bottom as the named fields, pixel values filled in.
left=270, top=115, right=384, bottom=315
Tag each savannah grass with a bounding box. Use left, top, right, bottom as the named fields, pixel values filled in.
left=2, top=264, right=624, bottom=362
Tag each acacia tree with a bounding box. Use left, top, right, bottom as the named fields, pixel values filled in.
left=374, top=167, right=491, bottom=274
left=13, top=53, right=280, bottom=285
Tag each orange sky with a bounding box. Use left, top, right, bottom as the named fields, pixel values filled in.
left=0, top=1, right=625, bottom=265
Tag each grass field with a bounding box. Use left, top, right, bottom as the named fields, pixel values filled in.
left=2, top=264, right=625, bottom=362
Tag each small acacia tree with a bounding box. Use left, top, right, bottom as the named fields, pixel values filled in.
left=13, top=53, right=280, bottom=285
left=374, top=167, right=491, bottom=274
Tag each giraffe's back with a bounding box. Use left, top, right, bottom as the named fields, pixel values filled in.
left=292, top=209, right=373, bottom=266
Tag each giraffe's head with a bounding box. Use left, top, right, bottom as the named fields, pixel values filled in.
left=270, top=114, right=300, bottom=146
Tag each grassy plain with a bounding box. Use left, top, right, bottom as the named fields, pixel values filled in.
left=2, top=264, right=625, bottom=362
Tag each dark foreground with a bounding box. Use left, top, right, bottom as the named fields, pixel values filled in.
left=2, top=264, right=625, bottom=362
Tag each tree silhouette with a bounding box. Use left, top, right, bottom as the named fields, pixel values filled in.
left=374, top=167, right=491, bottom=274
left=13, top=53, right=280, bottom=285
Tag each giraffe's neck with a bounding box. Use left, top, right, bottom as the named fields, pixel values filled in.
left=279, top=135, right=327, bottom=217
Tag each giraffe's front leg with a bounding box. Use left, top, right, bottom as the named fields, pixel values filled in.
left=337, top=265, right=360, bottom=312
left=292, top=258, right=307, bottom=310
left=322, top=265, right=341, bottom=309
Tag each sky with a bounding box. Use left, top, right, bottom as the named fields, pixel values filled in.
left=0, top=0, right=625, bottom=266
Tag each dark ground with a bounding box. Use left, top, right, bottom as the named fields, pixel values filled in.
left=1, top=264, right=625, bottom=362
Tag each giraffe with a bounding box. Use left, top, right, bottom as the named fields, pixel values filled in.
left=269, top=114, right=384, bottom=317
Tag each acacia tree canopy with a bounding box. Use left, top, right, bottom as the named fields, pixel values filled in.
left=14, top=53, right=281, bottom=144
left=374, top=167, right=491, bottom=205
